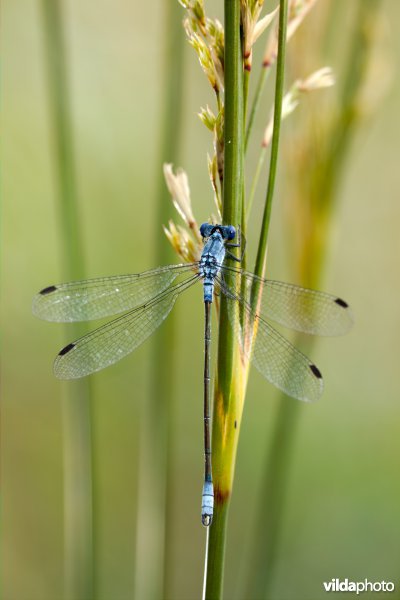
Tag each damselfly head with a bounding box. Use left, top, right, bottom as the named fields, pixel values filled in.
left=200, top=223, right=236, bottom=241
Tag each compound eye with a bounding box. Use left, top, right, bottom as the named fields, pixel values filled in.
left=227, top=225, right=236, bottom=240
left=200, top=223, right=208, bottom=238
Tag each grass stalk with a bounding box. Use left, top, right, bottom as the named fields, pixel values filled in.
left=245, top=1, right=383, bottom=597
left=159, top=6, right=186, bottom=596
left=320, top=0, right=383, bottom=204
left=247, top=144, right=267, bottom=219
left=133, top=3, right=185, bottom=599
left=203, top=1, right=288, bottom=597
left=41, top=1, right=94, bottom=598
left=245, top=337, right=312, bottom=600
left=243, top=68, right=250, bottom=141
left=203, top=0, right=243, bottom=597
left=245, top=66, right=270, bottom=152
left=252, top=0, right=288, bottom=285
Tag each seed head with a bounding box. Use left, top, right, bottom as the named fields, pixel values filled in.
left=207, top=154, right=222, bottom=221
left=163, top=220, right=202, bottom=263
left=198, top=105, right=217, bottom=131
left=241, top=1, right=278, bottom=71
left=263, top=0, right=318, bottom=67
left=297, top=67, right=335, bottom=92
left=163, top=164, right=198, bottom=233
left=262, top=66, right=335, bottom=147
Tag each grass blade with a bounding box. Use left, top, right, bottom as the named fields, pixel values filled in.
left=41, top=1, right=94, bottom=597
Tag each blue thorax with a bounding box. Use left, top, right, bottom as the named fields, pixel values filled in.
left=199, top=224, right=236, bottom=303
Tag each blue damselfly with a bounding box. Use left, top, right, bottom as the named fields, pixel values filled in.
left=33, top=223, right=353, bottom=526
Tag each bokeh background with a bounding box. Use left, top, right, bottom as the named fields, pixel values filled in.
left=3, top=1, right=400, bottom=599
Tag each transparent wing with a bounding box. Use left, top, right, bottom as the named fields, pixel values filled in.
left=220, top=265, right=353, bottom=336
left=221, top=279, right=323, bottom=402
left=54, top=274, right=199, bottom=379
left=33, top=263, right=197, bottom=322
left=246, top=313, right=323, bottom=402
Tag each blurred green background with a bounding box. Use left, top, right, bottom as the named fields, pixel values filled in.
left=2, top=1, right=400, bottom=599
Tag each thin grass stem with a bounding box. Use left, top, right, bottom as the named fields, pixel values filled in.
left=203, top=0, right=244, bottom=597
left=241, top=66, right=250, bottom=273
left=247, top=145, right=267, bottom=219
left=244, top=337, right=310, bottom=600
left=321, top=0, right=383, bottom=203
left=243, top=68, right=250, bottom=140
left=252, top=0, right=288, bottom=288
left=159, top=9, right=186, bottom=595
left=245, top=2, right=383, bottom=596
left=133, top=3, right=185, bottom=599
left=41, top=1, right=94, bottom=598
left=245, top=66, right=270, bottom=152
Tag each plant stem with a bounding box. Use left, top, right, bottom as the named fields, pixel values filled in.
left=252, top=0, right=288, bottom=285
left=221, top=1, right=243, bottom=232
left=321, top=0, right=383, bottom=203
left=241, top=67, right=250, bottom=267
left=244, top=339, right=310, bottom=600
left=204, top=501, right=230, bottom=600
left=41, top=1, right=94, bottom=598
left=243, top=68, right=250, bottom=140
left=245, top=2, right=383, bottom=596
left=159, top=6, right=186, bottom=595
left=133, top=3, right=185, bottom=599
left=217, top=0, right=243, bottom=394
left=41, top=1, right=85, bottom=281
left=245, top=66, right=270, bottom=152
left=204, top=0, right=243, bottom=597
left=247, top=145, right=267, bottom=219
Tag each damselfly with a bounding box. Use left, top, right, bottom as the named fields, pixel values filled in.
left=33, top=223, right=353, bottom=526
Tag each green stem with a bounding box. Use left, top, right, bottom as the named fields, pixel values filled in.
left=321, top=0, right=382, bottom=202
left=247, top=145, right=267, bottom=219
left=159, top=6, right=186, bottom=595
left=244, top=338, right=310, bottom=600
left=221, top=3, right=243, bottom=231
left=203, top=502, right=230, bottom=600
left=41, top=1, right=94, bottom=598
left=204, top=0, right=243, bottom=597
left=252, top=0, right=288, bottom=285
left=243, top=68, right=250, bottom=139
left=245, top=66, right=270, bottom=152
left=134, top=3, right=185, bottom=599
left=241, top=64, right=249, bottom=247
left=245, top=2, right=384, bottom=596
left=241, top=69, right=249, bottom=273
left=41, top=1, right=85, bottom=280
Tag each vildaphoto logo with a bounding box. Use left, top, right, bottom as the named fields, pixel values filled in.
left=323, top=579, right=395, bottom=594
